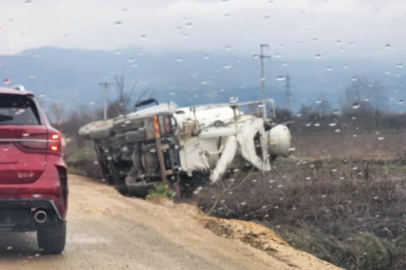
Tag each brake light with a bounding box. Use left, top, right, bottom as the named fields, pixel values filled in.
left=19, top=132, right=62, bottom=155
left=48, top=132, right=61, bottom=154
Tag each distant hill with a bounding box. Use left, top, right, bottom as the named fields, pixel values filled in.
left=0, top=46, right=404, bottom=114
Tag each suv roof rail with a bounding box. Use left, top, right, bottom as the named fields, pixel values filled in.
left=12, top=85, right=26, bottom=91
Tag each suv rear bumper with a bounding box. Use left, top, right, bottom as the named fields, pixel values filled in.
left=0, top=199, right=66, bottom=232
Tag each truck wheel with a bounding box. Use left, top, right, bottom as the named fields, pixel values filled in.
left=37, top=223, right=66, bottom=254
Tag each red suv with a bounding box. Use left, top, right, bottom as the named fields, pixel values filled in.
left=0, top=85, right=67, bottom=254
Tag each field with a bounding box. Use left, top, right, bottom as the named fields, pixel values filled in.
left=192, top=131, right=406, bottom=270
left=292, top=131, right=406, bottom=160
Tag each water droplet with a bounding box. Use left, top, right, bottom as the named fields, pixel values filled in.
left=274, top=53, right=281, bottom=58
left=170, top=92, right=176, bottom=96
left=115, top=50, right=121, bottom=55
left=4, top=78, right=11, bottom=84
left=229, top=97, right=239, bottom=103
left=225, top=45, right=232, bottom=51
left=343, top=64, right=349, bottom=69
left=352, top=102, right=360, bottom=109
left=326, top=66, right=333, bottom=71
left=29, top=74, right=36, bottom=79
left=386, top=44, right=392, bottom=49
left=315, top=54, right=321, bottom=60
left=312, top=38, right=318, bottom=42
left=24, top=0, right=32, bottom=4
left=89, top=101, right=95, bottom=105
left=337, top=40, right=342, bottom=44
left=224, top=13, right=230, bottom=19
left=314, top=123, right=320, bottom=127
left=352, top=76, right=358, bottom=81
left=397, top=63, right=403, bottom=68
left=316, top=99, right=322, bottom=104
left=378, top=137, right=385, bottom=141
left=140, top=34, right=147, bottom=40
left=203, top=55, right=210, bottom=60
left=276, top=76, right=285, bottom=82
left=128, top=57, right=134, bottom=63
left=398, top=99, right=404, bottom=104
left=329, top=123, right=336, bottom=127
left=176, top=58, right=183, bottom=62
left=264, top=15, right=270, bottom=20
left=223, top=64, right=232, bottom=69
left=114, top=21, right=123, bottom=27
left=335, top=129, right=341, bottom=132
left=186, top=22, right=193, bottom=27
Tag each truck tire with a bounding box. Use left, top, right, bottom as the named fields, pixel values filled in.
left=37, top=223, right=66, bottom=254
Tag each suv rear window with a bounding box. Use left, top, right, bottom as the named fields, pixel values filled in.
left=0, top=94, right=41, bottom=125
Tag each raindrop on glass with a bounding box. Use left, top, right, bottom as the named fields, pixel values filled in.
left=315, top=54, right=321, bottom=60
left=276, top=76, right=285, bottom=82
left=128, top=57, right=134, bottom=63
left=352, top=102, right=360, bottom=109
left=114, top=21, right=123, bottom=27
left=385, top=44, right=392, bottom=49
left=225, top=45, right=232, bottom=51
left=326, top=66, right=333, bottom=71
left=397, top=63, right=403, bottom=68
left=223, top=64, right=232, bottom=69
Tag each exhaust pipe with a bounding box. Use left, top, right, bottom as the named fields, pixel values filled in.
left=34, top=210, right=47, bottom=223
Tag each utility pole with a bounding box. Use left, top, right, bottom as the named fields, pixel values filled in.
left=285, top=74, right=292, bottom=111
left=254, top=44, right=271, bottom=100
left=99, top=82, right=114, bottom=120
left=253, top=44, right=271, bottom=119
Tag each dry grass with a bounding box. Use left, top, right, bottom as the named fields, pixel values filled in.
left=193, top=156, right=406, bottom=270
left=292, top=132, right=406, bottom=160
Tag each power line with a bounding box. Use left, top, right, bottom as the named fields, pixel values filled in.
left=99, top=82, right=114, bottom=120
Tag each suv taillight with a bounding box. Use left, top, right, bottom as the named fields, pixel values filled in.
left=48, top=133, right=62, bottom=154
left=19, top=132, right=62, bottom=155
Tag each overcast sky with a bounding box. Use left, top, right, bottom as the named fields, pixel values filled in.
left=0, top=0, right=405, bottom=60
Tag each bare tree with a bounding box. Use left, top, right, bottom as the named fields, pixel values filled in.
left=49, top=101, right=65, bottom=124
left=114, top=72, right=137, bottom=114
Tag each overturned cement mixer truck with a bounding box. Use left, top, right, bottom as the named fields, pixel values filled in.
left=78, top=98, right=293, bottom=197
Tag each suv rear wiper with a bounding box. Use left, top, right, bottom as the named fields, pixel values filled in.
left=0, top=114, right=13, bottom=122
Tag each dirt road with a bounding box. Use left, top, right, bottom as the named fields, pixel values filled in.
left=0, top=175, right=340, bottom=270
